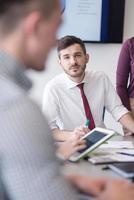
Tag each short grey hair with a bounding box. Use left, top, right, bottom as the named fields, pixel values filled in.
left=0, top=0, right=60, bottom=34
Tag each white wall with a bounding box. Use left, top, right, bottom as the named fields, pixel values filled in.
left=28, top=0, right=134, bottom=134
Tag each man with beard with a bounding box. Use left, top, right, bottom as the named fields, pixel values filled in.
left=1, top=1, right=134, bottom=199
left=43, top=35, right=134, bottom=142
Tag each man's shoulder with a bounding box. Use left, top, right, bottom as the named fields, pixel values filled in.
left=0, top=76, right=27, bottom=109
left=0, top=92, right=39, bottom=114
left=45, top=73, right=66, bottom=89
left=0, top=94, right=49, bottom=134
left=87, top=70, right=107, bottom=80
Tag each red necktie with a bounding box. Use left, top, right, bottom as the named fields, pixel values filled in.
left=77, top=83, right=95, bottom=130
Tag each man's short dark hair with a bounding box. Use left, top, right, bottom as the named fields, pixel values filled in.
left=0, top=0, right=59, bottom=34
left=57, top=35, right=86, bottom=58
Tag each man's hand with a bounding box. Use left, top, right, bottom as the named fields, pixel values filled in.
left=97, top=179, right=134, bottom=200
left=73, top=125, right=90, bottom=138
left=57, top=136, right=86, bottom=160
left=66, top=174, right=107, bottom=197
left=52, top=125, right=90, bottom=142
left=119, top=112, right=134, bottom=135
left=66, top=175, right=134, bottom=200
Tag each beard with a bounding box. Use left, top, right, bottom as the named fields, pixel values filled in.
left=64, top=64, right=86, bottom=78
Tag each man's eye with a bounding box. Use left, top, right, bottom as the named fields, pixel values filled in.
left=64, top=57, right=69, bottom=60
left=75, top=54, right=82, bottom=57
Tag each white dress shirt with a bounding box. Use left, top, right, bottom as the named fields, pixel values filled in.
left=43, top=70, right=128, bottom=131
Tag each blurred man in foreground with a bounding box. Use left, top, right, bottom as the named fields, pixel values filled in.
left=0, top=0, right=134, bottom=200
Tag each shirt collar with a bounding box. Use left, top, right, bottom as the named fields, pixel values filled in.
left=0, top=51, right=32, bottom=91
left=64, top=71, right=89, bottom=89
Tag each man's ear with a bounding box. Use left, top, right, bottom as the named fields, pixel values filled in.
left=23, top=11, right=42, bottom=36
left=86, top=53, right=89, bottom=63
left=58, top=58, right=61, bottom=65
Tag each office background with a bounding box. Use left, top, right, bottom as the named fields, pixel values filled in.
left=28, top=0, right=134, bottom=134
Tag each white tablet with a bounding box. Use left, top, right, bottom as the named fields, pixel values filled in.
left=69, top=127, right=115, bottom=162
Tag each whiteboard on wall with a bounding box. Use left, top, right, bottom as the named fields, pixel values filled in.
left=59, top=0, right=102, bottom=41
left=58, top=0, right=125, bottom=43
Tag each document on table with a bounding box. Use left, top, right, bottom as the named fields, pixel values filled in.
left=99, top=141, right=134, bottom=149
left=89, top=153, right=134, bottom=164
left=116, top=149, right=134, bottom=156
left=89, top=149, right=134, bottom=164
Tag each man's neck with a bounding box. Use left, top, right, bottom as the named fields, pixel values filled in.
left=0, top=33, right=25, bottom=67
left=68, top=72, right=85, bottom=83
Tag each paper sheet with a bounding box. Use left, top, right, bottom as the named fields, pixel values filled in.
left=89, top=153, right=134, bottom=164
left=99, top=141, right=134, bottom=149
left=117, top=149, right=134, bottom=155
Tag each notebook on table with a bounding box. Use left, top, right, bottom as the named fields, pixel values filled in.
left=89, top=153, right=134, bottom=164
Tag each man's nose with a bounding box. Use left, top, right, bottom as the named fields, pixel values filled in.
left=70, top=56, right=77, bottom=65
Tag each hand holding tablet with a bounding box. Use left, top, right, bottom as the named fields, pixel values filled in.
left=69, top=127, right=115, bottom=162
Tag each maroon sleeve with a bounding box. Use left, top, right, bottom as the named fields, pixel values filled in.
left=116, top=38, right=131, bottom=110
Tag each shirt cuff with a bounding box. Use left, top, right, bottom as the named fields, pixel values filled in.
left=112, top=106, right=129, bottom=121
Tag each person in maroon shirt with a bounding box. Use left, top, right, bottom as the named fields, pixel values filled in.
left=116, top=37, right=134, bottom=134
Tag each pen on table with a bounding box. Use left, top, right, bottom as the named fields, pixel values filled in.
left=84, top=119, right=90, bottom=128
left=117, top=152, right=134, bottom=157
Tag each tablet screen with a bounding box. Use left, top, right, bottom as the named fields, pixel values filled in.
left=109, top=163, right=134, bottom=178
left=78, top=131, right=106, bottom=153
left=109, top=163, right=134, bottom=173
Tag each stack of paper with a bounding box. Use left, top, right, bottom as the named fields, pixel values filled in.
left=89, top=141, right=134, bottom=164
left=89, top=153, right=134, bottom=164
left=99, top=141, right=134, bottom=149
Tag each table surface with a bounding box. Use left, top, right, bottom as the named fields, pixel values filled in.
left=63, top=135, right=134, bottom=179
